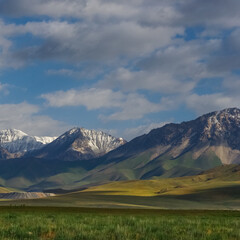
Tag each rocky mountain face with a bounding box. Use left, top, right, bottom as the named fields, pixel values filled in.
left=30, top=127, right=127, bottom=161
left=100, top=108, right=240, bottom=165
left=0, top=129, right=57, bottom=154
left=0, top=147, right=15, bottom=160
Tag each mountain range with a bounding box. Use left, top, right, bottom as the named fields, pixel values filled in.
left=0, top=108, right=239, bottom=191
left=29, top=127, right=126, bottom=161
left=0, top=129, right=56, bottom=154
left=0, top=128, right=126, bottom=161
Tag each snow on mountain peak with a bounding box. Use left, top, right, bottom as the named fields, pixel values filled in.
left=37, top=127, right=127, bottom=161
left=79, top=128, right=126, bottom=154
left=0, top=129, right=27, bottom=142
left=0, top=129, right=57, bottom=153
left=200, top=108, right=240, bottom=140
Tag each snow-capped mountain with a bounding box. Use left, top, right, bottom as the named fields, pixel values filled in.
left=31, top=127, right=127, bottom=161
left=0, top=129, right=57, bottom=153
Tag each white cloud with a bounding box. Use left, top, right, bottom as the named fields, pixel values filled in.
left=0, top=102, right=70, bottom=136
left=98, top=39, right=220, bottom=94
left=222, top=76, right=240, bottom=95
left=0, top=0, right=179, bottom=24
left=0, top=82, right=9, bottom=95
left=41, top=88, right=166, bottom=120
left=123, top=122, right=169, bottom=140
left=179, top=0, right=240, bottom=28
left=2, top=0, right=240, bottom=30
left=42, top=88, right=123, bottom=109
left=1, top=0, right=240, bottom=129
left=0, top=0, right=183, bottom=67
left=207, top=29, right=240, bottom=73
left=12, top=20, right=181, bottom=64
left=186, top=93, right=240, bottom=115
left=47, top=67, right=105, bottom=80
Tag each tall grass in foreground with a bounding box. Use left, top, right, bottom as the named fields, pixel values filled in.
left=0, top=208, right=239, bottom=240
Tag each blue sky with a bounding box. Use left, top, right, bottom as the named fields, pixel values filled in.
left=0, top=0, right=240, bottom=140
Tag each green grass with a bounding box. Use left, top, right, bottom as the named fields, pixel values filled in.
left=160, top=151, right=222, bottom=172
left=0, top=186, right=19, bottom=193
left=0, top=207, right=238, bottom=240
left=81, top=164, right=240, bottom=201
left=0, top=165, right=238, bottom=210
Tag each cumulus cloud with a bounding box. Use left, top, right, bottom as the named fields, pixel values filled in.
left=2, top=0, right=240, bottom=29
left=47, top=67, right=105, bottom=80
left=98, top=39, right=220, bottom=94
left=0, top=0, right=240, bottom=130
left=222, top=76, right=240, bottom=95
left=207, top=29, right=240, bottom=73
left=0, top=82, right=9, bottom=95
left=1, top=0, right=240, bottom=73
left=0, top=102, right=70, bottom=136
left=179, top=0, right=240, bottom=28
left=0, top=0, right=86, bottom=18
left=0, top=1, right=183, bottom=67
left=13, top=21, right=180, bottom=64
left=123, top=122, right=169, bottom=140
left=186, top=93, right=240, bottom=115
left=0, top=0, right=178, bottom=24
left=41, top=88, right=167, bottom=120
left=0, top=21, right=23, bottom=68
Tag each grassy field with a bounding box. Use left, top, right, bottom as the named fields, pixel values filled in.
left=0, top=207, right=238, bottom=240
left=0, top=165, right=239, bottom=209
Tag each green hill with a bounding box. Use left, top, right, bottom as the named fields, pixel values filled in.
left=83, top=164, right=240, bottom=197
left=0, top=165, right=238, bottom=210
left=0, top=186, right=17, bottom=193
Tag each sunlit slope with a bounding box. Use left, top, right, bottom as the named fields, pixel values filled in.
left=0, top=186, right=17, bottom=193
left=83, top=165, right=240, bottom=197
left=0, top=165, right=239, bottom=209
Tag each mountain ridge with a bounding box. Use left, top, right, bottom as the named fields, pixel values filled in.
left=27, top=127, right=127, bottom=161
left=74, top=108, right=240, bottom=187
left=0, top=129, right=57, bottom=154
left=97, top=107, right=240, bottom=165
left=0, top=108, right=239, bottom=191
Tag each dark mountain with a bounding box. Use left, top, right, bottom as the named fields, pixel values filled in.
left=77, top=108, right=240, bottom=185
left=102, top=107, right=240, bottom=164
left=0, top=147, right=14, bottom=160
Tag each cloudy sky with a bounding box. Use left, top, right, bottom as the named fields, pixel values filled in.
left=0, top=0, right=240, bottom=140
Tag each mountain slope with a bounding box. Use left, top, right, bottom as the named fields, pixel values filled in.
left=0, top=108, right=239, bottom=191
left=5, top=165, right=239, bottom=209
left=30, top=127, right=126, bottom=161
left=76, top=108, right=240, bottom=185
left=0, top=129, right=56, bottom=154
left=105, top=108, right=240, bottom=164
left=83, top=164, right=240, bottom=197
left=24, top=108, right=240, bottom=191
left=0, top=147, right=15, bottom=160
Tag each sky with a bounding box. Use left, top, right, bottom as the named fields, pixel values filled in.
left=0, top=0, right=240, bottom=140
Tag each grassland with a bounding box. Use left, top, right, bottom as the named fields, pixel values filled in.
left=0, top=186, right=18, bottom=193
left=0, top=165, right=238, bottom=209
left=0, top=206, right=239, bottom=240
left=83, top=164, right=239, bottom=195
left=0, top=166, right=238, bottom=239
